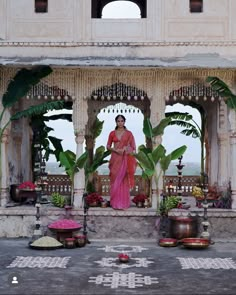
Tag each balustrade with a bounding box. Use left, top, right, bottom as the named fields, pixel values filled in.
left=44, top=174, right=200, bottom=197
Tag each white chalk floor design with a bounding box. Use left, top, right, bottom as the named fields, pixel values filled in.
left=95, top=257, right=154, bottom=269
left=177, top=257, right=236, bottom=269
left=98, top=245, right=148, bottom=253
left=89, top=272, right=159, bottom=289
left=7, top=256, right=71, bottom=268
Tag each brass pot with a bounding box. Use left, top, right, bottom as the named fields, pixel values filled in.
left=169, top=216, right=198, bottom=240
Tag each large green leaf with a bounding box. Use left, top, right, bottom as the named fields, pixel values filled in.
left=152, top=117, right=171, bottom=136
left=160, top=154, right=172, bottom=173
left=170, top=145, right=187, bottom=160
left=138, top=144, right=152, bottom=154
left=152, top=144, right=166, bottom=165
left=75, top=151, right=88, bottom=169
left=10, top=101, right=64, bottom=121
left=134, top=150, right=155, bottom=171
left=48, top=136, right=63, bottom=161
left=59, top=150, right=75, bottom=170
left=2, top=66, right=52, bottom=108
left=45, top=113, right=72, bottom=122
left=206, top=76, right=236, bottom=109
left=143, top=118, right=153, bottom=138
left=165, top=111, right=192, bottom=121
left=181, top=129, right=200, bottom=138
left=91, top=118, right=104, bottom=139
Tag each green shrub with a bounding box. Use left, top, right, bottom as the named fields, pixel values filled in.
left=51, top=192, right=66, bottom=208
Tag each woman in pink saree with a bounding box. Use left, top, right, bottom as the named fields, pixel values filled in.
left=106, top=115, right=137, bottom=209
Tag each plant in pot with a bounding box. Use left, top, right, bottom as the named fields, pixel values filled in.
left=132, top=194, right=148, bottom=207
left=86, top=192, right=104, bottom=207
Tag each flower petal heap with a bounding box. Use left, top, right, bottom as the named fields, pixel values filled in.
left=18, top=181, right=36, bottom=190
left=48, top=219, right=82, bottom=230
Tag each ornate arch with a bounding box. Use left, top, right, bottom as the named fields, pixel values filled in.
left=91, top=0, right=146, bottom=18
left=86, top=82, right=150, bottom=133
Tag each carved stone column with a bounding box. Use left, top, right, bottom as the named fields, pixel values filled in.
left=217, top=133, right=229, bottom=186
left=149, top=82, right=166, bottom=209
left=73, top=133, right=85, bottom=208
left=229, top=133, right=236, bottom=209
left=72, top=90, right=88, bottom=208
left=229, top=109, right=236, bottom=209
left=0, top=128, right=10, bottom=206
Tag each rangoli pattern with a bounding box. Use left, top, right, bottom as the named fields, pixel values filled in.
left=94, top=257, right=154, bottom=269
left=88, top=272, right=159, bottom=289
left=177, top=257, right=236, bottom=269
left=98, top=245, right=148, bottom=253
left=7, top=256, right=71, bottom=269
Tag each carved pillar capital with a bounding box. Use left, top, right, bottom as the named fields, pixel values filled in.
left=75, top=133, right=85, bottom=145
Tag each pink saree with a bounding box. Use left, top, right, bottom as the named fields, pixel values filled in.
left=106, top=130, right=137, bottom=209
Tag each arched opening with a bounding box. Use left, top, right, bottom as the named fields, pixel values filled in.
left=102, top=1, right=141, bottom=18
left=91, top=0, right=146, bottom=18
left=163, top=103, right=201, bottom=176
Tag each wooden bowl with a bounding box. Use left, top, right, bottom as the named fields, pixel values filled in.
left=181, top=238, right=210, bottom=249
left=159, top=238, right=178, bottom=247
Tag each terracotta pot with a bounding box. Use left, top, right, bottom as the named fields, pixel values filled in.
left=169, top=216, right=198, bottom=240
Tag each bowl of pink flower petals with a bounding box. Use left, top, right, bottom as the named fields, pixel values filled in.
left=118, top=253, right=130, bottom=263
left=48, top=219, right=82, bottom=233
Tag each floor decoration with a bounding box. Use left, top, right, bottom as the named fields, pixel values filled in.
left=88, top=272, right=159, bottom=289
left=177, top=257, right=236, bottom=269
left=94, top=257, right=154, bottom=269
left=98, top=245, right=148, bottom=253
left=7, top=256, right=71, bottom=268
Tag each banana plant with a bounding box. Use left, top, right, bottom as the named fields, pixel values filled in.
left=84, top=146, right=110, bottom=193
left=165, top=108, right=206, bottom=175
left=206, top=76, right=236, bottom=110
left=84, top=117, right=110, bottom=192
left=0, top=66, right=64, bottom=188
left=59, top=150, right=88, bottom=204
left=134, top=117, right=187, bottom=197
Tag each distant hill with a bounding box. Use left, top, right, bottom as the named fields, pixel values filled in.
left=46, top=161, right=200, bottom=176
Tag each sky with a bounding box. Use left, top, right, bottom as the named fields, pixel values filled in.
left=46, top=1, right=201, bottom=164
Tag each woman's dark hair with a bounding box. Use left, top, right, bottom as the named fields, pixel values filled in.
left=115, top=114, right=127, bottom=130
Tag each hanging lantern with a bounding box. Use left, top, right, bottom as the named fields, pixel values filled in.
left=203, top=96, right=207, bottom=101
left=211, top=96, right=215, bottom=102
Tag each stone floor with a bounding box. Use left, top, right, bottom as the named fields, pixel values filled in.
left=0, top=238, right=236, bottom=295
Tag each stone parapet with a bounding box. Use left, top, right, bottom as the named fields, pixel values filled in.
left=0, top=206, right=236, bottom=240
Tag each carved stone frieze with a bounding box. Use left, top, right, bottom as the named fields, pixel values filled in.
left=2, top=41, right=236, bottom=47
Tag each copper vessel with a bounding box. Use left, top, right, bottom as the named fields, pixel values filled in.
left=169, top=216, right=198, bottom=240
